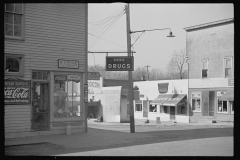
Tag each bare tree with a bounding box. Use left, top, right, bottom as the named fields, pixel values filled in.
left=166, top=49, right=188, bottom=79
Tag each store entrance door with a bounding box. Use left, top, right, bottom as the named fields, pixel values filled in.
left=170, top=106, right=175, bottom=120
left=32, top=82, right=49, bottom=130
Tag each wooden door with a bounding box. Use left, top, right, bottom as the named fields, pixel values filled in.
left=201, top=91, right=209, bottom=116
left=32, top=82, right=49, bottom=130
left=170, top=106, right=175, bottom=120
left=209, top=91, right=215, bottom=116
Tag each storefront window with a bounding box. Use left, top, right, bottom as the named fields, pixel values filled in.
left=192, top=99, right=201, bottom=112
left=191, top=92, right=201, bottom=112
left=135, top=100, right=142, bottom=111
left=54, top=74, right=81, bottom=119
left=218, top=100, right=228, bottom=113
left=161, top=106, right=168, bottom=113
left=177, top=102, right=187, bottom=114
left=149, top=104, right=157, bottom=112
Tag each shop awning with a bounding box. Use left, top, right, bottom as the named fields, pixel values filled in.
left=150, top=94, right=187, bottom=106
left=218, top=88, right=234, bottom=101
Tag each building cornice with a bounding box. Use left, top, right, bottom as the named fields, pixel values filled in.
left=184, top=18, right=234, bottom=32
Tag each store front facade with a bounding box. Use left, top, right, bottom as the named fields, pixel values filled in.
left=4, top=3, right=88, bottom=138
left=189, top=78, right=234, bottom=122
left=133, top=80, right=189, bottom=123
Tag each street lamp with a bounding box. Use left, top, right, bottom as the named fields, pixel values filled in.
left=126, top=4, right=175, bottom=133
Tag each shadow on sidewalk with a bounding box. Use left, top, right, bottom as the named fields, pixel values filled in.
left=5, top=127, right=233, bottom=156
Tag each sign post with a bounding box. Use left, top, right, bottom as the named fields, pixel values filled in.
left=126, top=4, right=135, bottom=133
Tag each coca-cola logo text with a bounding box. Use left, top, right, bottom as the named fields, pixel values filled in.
left=4, top=87, right=29, bottom=99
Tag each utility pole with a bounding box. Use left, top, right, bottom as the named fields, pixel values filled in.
left=145, top=65, right=150, bottom=80
left=126, top=3, right=135, bottom=133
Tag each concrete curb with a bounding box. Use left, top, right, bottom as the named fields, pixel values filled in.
left=88, top=121, right=234, bottom=127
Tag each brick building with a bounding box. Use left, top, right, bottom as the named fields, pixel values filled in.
left=184, top=18, right=234, bottom=123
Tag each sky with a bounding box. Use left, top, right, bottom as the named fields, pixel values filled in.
left=88, top=3, right=233, bottom=71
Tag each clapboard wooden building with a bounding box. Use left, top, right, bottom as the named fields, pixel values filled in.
left=4, top=3, right=88, bottom=138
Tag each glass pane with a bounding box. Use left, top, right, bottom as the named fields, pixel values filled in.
left=193, top=99, right=201, bottom=111
left=225, top=59, right=231, bottom=68
left=202, top=69, right=207, bottom=78
left=38, top=72, right=43, bottom=80
left=32, top=83, right=49, bottom=129
left=54, top=75, right=68, bottom=118
left=14, top=25, right=22, bottom=37
left=14, top=14, right=22, bottom=25
left=43, top=72, right=48, bottom=80
left=5, top=24, right=13, bottom=36
left=32, top=72, right=38, bottom=79
left=5, top=13, right=13, bottom=24
left=6, top=57, right=20, bottom=72
left=225, top=68, right=232, bottom=77
left=218, top=100, right=222, bottom=112
left=223, top=101, right=227, bottom=112
left=6, top=3, right=14, bottom=12
left=203, top=61, right=207, bottom=69
left=14, top=3, right=22, bottom=13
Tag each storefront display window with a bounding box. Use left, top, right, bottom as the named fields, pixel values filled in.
left=218, top=100, right=227, bottom=113
left=177, top=102, right=187, bottom=114
left=192, top=92, right=201, bottom=112
left=54, top=74, right=81, bottom=119
left=149, top=104, right=157, bottom=112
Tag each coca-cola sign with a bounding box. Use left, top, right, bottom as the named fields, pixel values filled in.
left=4, top=79, right=31, bottom=104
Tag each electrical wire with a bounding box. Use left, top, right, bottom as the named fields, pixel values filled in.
left=89, top=33, right=126, bottom=48
left=88, top=5, right=126, bottom=66
left=89, top=11, right=124, bottom=41
left=89, top=12, right=124, bottom=48
left=88, top=6, right=125, bottom=48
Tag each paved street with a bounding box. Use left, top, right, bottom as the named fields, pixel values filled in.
left=5, top=123, right=233, bottom=156
left=58, top=137, right=233, bottom=156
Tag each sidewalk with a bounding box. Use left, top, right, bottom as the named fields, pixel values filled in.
left=5, top=119, right=233, bottom=148
left=88, top=118, right=234, bottom=127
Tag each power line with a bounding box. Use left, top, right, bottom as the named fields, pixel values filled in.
left=88, top=33, right=126, bottom=49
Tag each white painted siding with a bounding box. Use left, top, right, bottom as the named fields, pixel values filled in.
left=4, top=105, right=31, bottom=133
left=4, top=4, right=87, bottom=137
left=4, top=3, right=87, bottom=77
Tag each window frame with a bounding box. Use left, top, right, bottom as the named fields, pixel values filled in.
left=217, top=100, right=228, bottom=114
left=53, top=73, right=81, bottom=120
left=224, top=57, right=233, bottom=78
left=149, top=104, right=157, bottom=113
left=135, top=100, right=142, bottom=112
left=4, top=3, right=25, bottom=40
left=201, top=59, right=208, bottom=78
left=4, top=53, right=25, bottom=77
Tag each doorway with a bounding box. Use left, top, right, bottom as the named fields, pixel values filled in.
left=170, top=106, right=175, bottom=120
left=32, top=82, right=49, bottom=130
